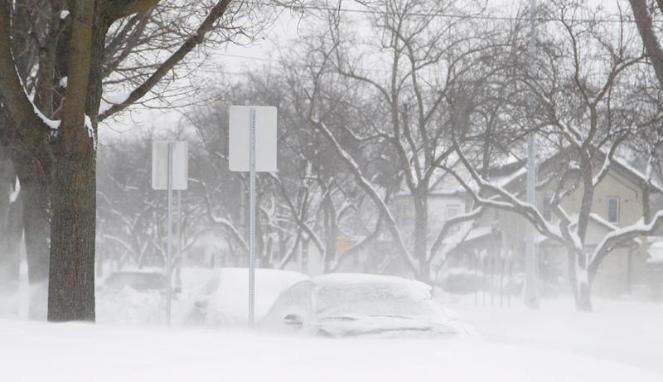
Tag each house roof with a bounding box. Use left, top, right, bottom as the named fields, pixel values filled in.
left=610, top=157, right=663, bottom=194
left=485, top=148, right=663, bottom=195
left=524, top=213, right=641, bottom=247
left=442, top=226, right=493, bottom=247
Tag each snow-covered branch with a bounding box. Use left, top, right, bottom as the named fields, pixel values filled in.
left=589, top=211, right=663, bottom=278
left=451, top=143, right=566, bottom=244
left=196, top=179, right=249, bottom=254
left=428, top=206, right=484, bottom=263
left=312, top=117, right=418, bottom=272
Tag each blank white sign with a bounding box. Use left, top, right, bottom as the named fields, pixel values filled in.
left=152, top=141, right=188, bottom=190
left=229, top=106, right=277, bottom=172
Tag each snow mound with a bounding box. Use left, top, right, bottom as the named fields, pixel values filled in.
left=2, top=319, right=661, bottom=382
left=200, top=268, right=308, bottom=325
left=96, top=288, right=165, bottom=325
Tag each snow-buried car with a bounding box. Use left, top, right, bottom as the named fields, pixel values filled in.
left=261, top=273, right=474, bottom=337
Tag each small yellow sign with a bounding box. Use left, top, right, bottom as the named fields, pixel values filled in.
left=336, top=238, right=352, bottom=256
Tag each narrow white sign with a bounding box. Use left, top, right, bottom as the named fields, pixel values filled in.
left=151, top=141, right=188, bottom=190
left=229, top=106, right=277, bottom=172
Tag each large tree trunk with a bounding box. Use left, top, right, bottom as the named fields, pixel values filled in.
left=13, top=155, right=51, bottom=320
left=575, top=282, right=592, bottom=311
left=413, top=191, right=429, bottom=281
left=47, top=1, right=104, bottom=322
left=48, top=148, right=96, bottom=321
left=0, top=196, right=21, bottom=290
left=2, top=116, right=50, bottom=320
left=570, top=165, right=594, bottom=311
left=565, top=247, right=592, bottom=311
left=2, top=116, right=51, bottom=322
left=629, top=0, right=663, bottom=88
left=573, top=249, right=592, bottom=311
left=322, top=192, right=337, bottom=273
left=0, top=150, right=22, bottom=314
left=20, top=192, right=49, bottom=284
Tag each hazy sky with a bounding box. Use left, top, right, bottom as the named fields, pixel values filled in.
left=98, top=0, right=629, bottom=142
left=213, top=0, right=624, bottom=74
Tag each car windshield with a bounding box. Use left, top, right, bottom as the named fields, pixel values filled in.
left=312, top=276, right=439, bottom=318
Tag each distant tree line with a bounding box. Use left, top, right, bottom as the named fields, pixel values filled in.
left=1, top=0, right=663, bottom=320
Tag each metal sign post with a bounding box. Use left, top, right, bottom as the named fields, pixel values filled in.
left=152, top=140, right=188, bottom=325
left=229, top=105, right=277, bottom=326
left=166, top=143, right=173, bottom=325
left=175, top=189, right=183, bottom=293
left=248, top=108, right=257, bottom=325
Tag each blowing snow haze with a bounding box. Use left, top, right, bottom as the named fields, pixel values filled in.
left=1, top=1, right=663, bottom=381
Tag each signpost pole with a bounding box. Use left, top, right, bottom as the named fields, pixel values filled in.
left=228, top=105, right=277, bottom=326
left=152, top=140, right=187, bottom=325
left=249, top=108, right=257, bottom=326
left=166, top=142, right=174, bottom=325
left=175, top=190, right=182, bottom=292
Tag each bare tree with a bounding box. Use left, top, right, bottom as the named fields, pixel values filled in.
left=629, top=0, right=663, bottom=87
left=288, top=0, right=493, bottom=281
left=0, top=0, right=273, bottom=321
left=452, top=2, right=662, bottom=310
left=0, top=131, right=22, bottom=308
left=183, top=68, right=370, bottom=272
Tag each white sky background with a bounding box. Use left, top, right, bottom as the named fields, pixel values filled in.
left=98, top=0, right=628, bottom=143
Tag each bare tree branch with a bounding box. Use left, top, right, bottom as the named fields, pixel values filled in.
left=99, top=0, right=234, bottom=120
left=629, top=0, right=663, bottom=87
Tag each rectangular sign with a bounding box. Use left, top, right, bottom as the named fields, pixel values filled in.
left=228, top=105, right=278, bottom=172
left=152, top=141, right=188, bottom=190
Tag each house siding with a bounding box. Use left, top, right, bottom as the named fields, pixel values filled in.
left=449, top=164, right=658, bottom=299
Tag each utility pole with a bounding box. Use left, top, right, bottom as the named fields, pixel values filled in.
left=524, top=0, right=539, bottom=308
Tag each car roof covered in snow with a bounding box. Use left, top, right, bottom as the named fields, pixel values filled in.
left=304, top=274, right=438, bottom=318
left=307, top=274, right=443, bottom=320
left=309, top=273, right=432, bottom=298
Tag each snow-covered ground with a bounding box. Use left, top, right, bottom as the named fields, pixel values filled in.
left=444, top=295, right=663, bottom=375
left=95, top=267, right=307, bottom=325
left=2, top=268, right=662, bottom=381
left=1, top=318, right=662, bottom=382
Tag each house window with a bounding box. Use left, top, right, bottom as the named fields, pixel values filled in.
left=607, top=197, right=620, bottom=224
